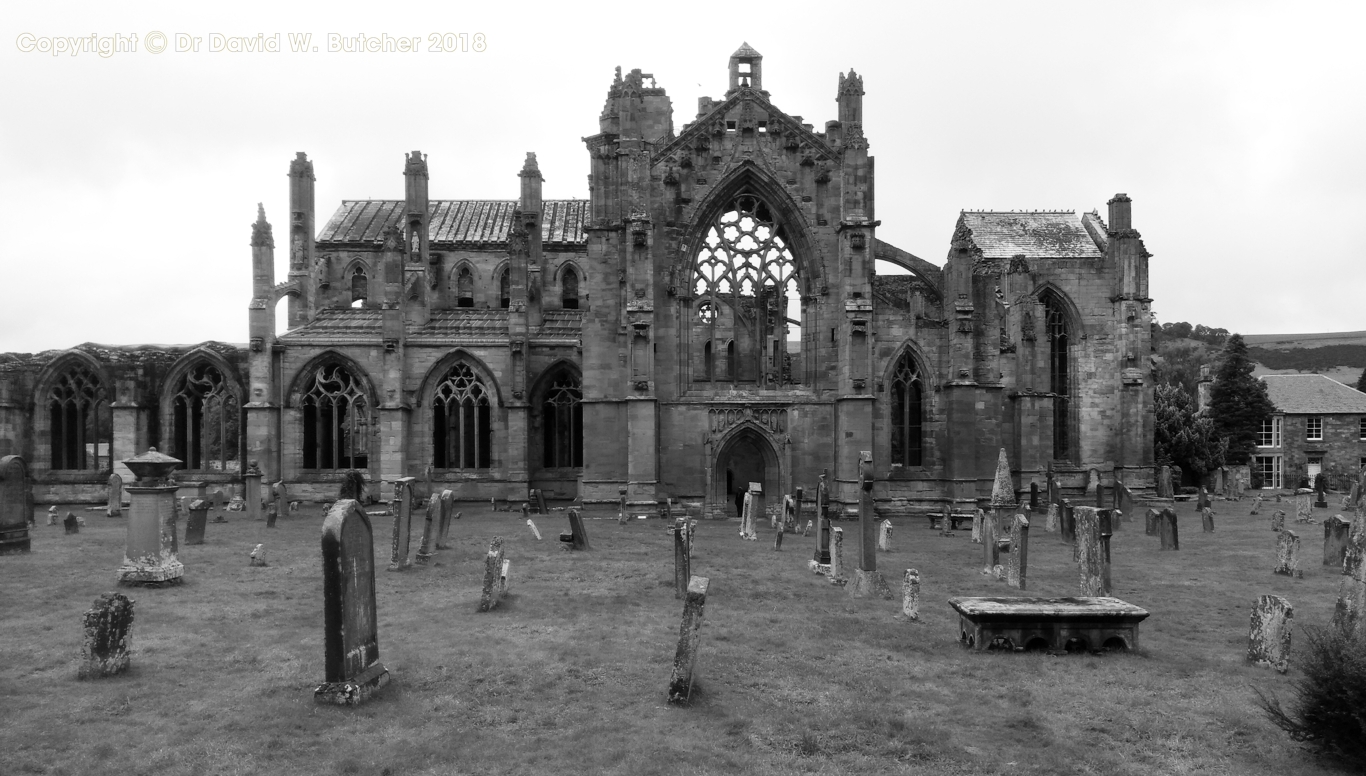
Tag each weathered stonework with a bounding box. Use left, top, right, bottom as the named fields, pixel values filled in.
left=667, top=575, right=709, bottom=705
left=901, top=569, right=921, bottom=620
left=1247, top=595, right=1293, bottom=673
left=79, top=592, right=134, bottom=679
left=1274, top=530, right=1302, bottom=578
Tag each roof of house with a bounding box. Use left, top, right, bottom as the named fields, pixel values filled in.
left=957, top=211, right=1105, bottom=259
left=317, top=200, right=587, bottom=247
left=1261, top=374, right=1366, bottom=414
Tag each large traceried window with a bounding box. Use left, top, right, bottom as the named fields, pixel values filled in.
left=171, top=363, right=240, bottom=472
left=1042, top=290, right=1073, bottom=461
left=890, top=355, right=924, bottom=467
left=541, top=369, right=582, bottom=468
left=692, top=192, right=801, bottom=386
left=432, top=363, right=491, bottom=469
left=301, top=363, right=370, bottom=470
left=48, top=364, right=110, bottom=471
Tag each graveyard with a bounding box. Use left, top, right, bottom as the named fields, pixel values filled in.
left=1, top=492, right=1356, bottom=776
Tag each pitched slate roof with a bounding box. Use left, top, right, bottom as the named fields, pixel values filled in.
left=958, top=211, right=1104, bottom=259
left=1261, top=374, right=1366, bottom=414
left=317, top=200, right=587, bottom=247
left=277, top=309, right=383, bottom=343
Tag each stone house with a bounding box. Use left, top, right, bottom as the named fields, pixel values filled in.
left=0, top=45, right=1155, bottom=511
left=1255, top=374, right=1366, bottom=490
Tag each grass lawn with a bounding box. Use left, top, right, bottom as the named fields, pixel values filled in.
left=0, top=495, right=1353, bottom=775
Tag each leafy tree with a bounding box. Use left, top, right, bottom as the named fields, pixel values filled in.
left=1154, top=339, right=1210, bottom=397
left=1155, top=383, right=1225, bottom=476
left=1207, top=334, right=1277, bottom=465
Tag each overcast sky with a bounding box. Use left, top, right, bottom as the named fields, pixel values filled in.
left=3, top=1, right=1362, bottom=352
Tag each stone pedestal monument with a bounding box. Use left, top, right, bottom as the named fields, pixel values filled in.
left=117, top=448, right=185, bottom=585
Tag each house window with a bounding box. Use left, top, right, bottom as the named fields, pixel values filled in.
left=1359, top=417, right=1365, bottom=440
left=171, top=363, right=240, bottom=472
left=48, top=364, right=110, bottom=471
left=301, top=363, right=369, bottom=470
left=1306, top=416, right=1323, bottom=441
left=541, top=369, right=582, bottom=468
left=561, top=266, right=579, bottom=310
left=890, top=354, right=924, bottom=467
left=456, top=267, right=475, bottom=308
left=1253, top=455, right=1281, bottom=490
left=432, top=363, right=491, bottom=469
left=1257, top=416, right=1282, bottom=448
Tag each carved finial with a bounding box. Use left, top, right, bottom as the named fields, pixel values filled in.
left=520, top=152, right=542, bottom=180
left=251, top=204, right=274, bottom=248
left=405, top=150, right=427, bottom=175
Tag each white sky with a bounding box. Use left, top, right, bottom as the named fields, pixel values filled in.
left=2, top=1, right=1363, bottom=352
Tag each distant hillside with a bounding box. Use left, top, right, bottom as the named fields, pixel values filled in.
left=1240, top=331, right=1366, bottom=387
left=1243, top=331, right=1366, bottom=349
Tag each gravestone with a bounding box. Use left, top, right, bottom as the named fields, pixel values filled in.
left=243, top=461, right=263, bottom=523
left=1295, top=490, right=1313, bottom=523
left=118, top=449, right=185, bottom=585
left=436, top=489, right=455, bottom=549
left=1007, top=514, right=1029, bottom=590
left=1274, top=530, right=1302, bottom=578
left=812, top=471, right=831, bottom=563
left=971, top=508, right=984, bottom=544
left=535, top=488, right=548, bottom=516
left=47, top=505, right=58, bottom=525
left=1156, top=465, right=1172, bottom=498
left=64, top=512, right=80, bottom=534
left=1029, top=482, right=1039, bottom=512
left=1247, top=595, right=1293, bottom=673
left=79, top=592, right=134, bottom=679
left=938, top=505, right=955, bottom=537
left=856, top=451, right=878, bottom=570
left=901, top=569, right=921, bottom=620
left=829, top=527, right=847, bottom=585
left=1060, top=500, right=1076, bottom=544
left=107, top=472, right=123, bottom=517
left=1201, top=507, right=1215, bottom=533
left=1196, top=485, right=1210, bottom=511
left=250, top=544, right=267, bottom=567
left=803, top=519, right=812, bottom=537
left=981, top=507, right=998, bottom=575
left=878, top=519, right=893, bottom=552
left=673, top=517, right=691, bottom=599
left=791, top=487, right=804, bottom=534
left=209, top=489, right=228, bottom=523
left=1271, top=510, right=1286, bottom=532
left=667, top=576, right=710, bottom=705
left=749, top=482, right=765, bottom=541
left=782, top=495, right=798, bottom=534
left=989, top=448, right=1016, bottom=541
left=266, top=501, right=278, bottom=529
left=526, top=519, right=541, bottom=540
left=1144, top=508, right=1159, bottom=536
left=423, top=463, right=433, bottom=507
left=1324, top=515, right=1352, bottom=568
left=185, top=499, right=208, bottom=545
left=1086, top=468, right=1100, bottom=496
left=1074, top=506, right=1107, bottom=596
left=388, top=477, right=415, bottom=572
left=1047, top=471, right=1060, bottom=508
left=1315, top=476, right=1329, bottom=509
left=0, top=456, right=32, bottom=554
left=478, top=536, right=508, bottom=612
left=1046, top=502, right=1059, bottom=533
left=1250, top=496, right=1262, bottom=515
left=560, top=508, right=590, bottom=550
left=415, top=495, right=439, bottom=564
left=1332, top=515, right=1366, bottom=638
left=272, top=481, right=287, bottom=525
left=315, top=499, right=389, bottom=705
left=1158, top=508, right=1180, bottom=551
left=1099, top=509, right=1114, bottom=593
left=1114, top=481, right=1135, bottom=523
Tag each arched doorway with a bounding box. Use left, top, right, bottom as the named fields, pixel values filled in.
left=712, top=426, right=781, bottom=517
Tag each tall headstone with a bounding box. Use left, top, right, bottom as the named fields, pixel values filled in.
left=535, top=488, right=548, bottom=516
left=478, top=537, right=508, bottom=612
left=1196, top=485, right=1210, bottom=511
left=877, top=519, right=893, bottom=552
left=792, top=487, right=804, bottom=534
left=436, top=489, right=455, bottom=549
left=1060, top=500, right=1076, bottom=544
left=1274, top=530, right=1302, bottom=578
left=243, top=460, right=263, bottom=523
left=1099, top=509, right=1114, bottom=593
left=1144, top=507, right=1159, bottom=536
left=1046, top=470, right=1060, bottom=508
left=749, top=482, right=765, bottom=541
left=901, top=569, right=921, bottom=620
left=415, top=495, right=440, bottom=564
left=423, top=463, right=433, bottom=506
left=1247, top=595, right=1293, bottom=673
left=562, top=508, right=590, bottom=550
left=388, top=477, right=415, bottom=571
left=667, top=576, right=710, bottom=705
left=315, top=499, right=389, bottom=705
left=673, top=517, right=691, bottom=599
left=1315, top=476, right=1329, bottom=509
left=829, top=527, right=847, bottom=585
left=1271, top=510, right=1286, bottom=533
left=1115, top=481, right=1135, bottom=522
left=981, top=506, right=999, bottom=575
left=989, top=448, right=1016, bottom=540
left=1324, top=514, right=1352, bottom=567
left=1201, top=507, right=1215, bottom=533
left=1007, top=514, right=1029, bottom=590
left=272, top=481, right=287, bottom=524
left=857, top=451, right=876, bottom=573
left=971, top=508, right=984, bottom=544
left=79, top=592, right=134, bottom=679
left=1332, top=515, right=1366, bottom=638
left=1158, top=508, right=1180, bottom=551
left=184, top=499, right=208, bottom=545
left=106, top=472, right=124, bottom=517
left=118, top=449, right=185, bottom=585
left=1156, top=465, right=1172, bottom=498
left=1074, top=506, right=1107, bottom=596
left=0, top=455, right=32, bottom=554
left=1295, top=489, right=1313, bottom=523
left=1046, top=502, right=1059, bottom=533
left=1029, top=482, right=1039, bottom=512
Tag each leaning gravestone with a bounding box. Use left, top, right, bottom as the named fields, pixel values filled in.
left=560, top=508, right=590, bottom=550
left=667, top=576, right=710, bottom=705
left=526, top=519, right=541, bottom=540
left=414, top=496, right=439, bottom=564
left=388, top=477, right=415, bottom=572
left=79, top=592, right=135, bottom=679
left=107, top=472, right=123, bottom=517
left=1324, top=515, right=1352, bottom=567
left=1247, top=594, right=1293, bottom=673
left=477, top=537, right=509, bottom=612
left=1274, top=531, right=1303, bottom=578
left=315, top=499, right=389, bottom=705
left=0, top=455, right=32, bottom=554
left=673, top=517, right=691, bottom=599
left=1201, top=507, right=1215, bottom=533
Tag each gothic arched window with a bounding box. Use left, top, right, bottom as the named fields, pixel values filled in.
left=48, top=364, right=109, bottom=471
left=172, top=363, right=240, bottom=472
left=541, top=369, right=582, bottom=468
left=561, top=266, right=580, bottom=310
left=1042, top=291, right=1073, bottom=461
left=301, top=363, right=369, bottom=470
left=499, top=268, right=510, bottom=309
left=890, top=355, right=924, bottom=467
left=456, top=266, right=475, bottom=308
left=350, top=266, right=368, bottom=307
left=433, top=363, right=491, bottom=469
left=692, top=192, right=801, bottom=385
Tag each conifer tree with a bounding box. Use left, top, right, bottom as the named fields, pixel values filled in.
left=1355, top=365, right=1366, bottom=394
left=1155, top=383, right=1224, bottom=476
left=1207, top=334, right=1277, bottom=465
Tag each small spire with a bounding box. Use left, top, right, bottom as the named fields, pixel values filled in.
left=520, top=151, right=543, bottom=180
left=250, top=203, right=274, bottom=248
left=990, top=448, right=1015, bottom=507
left=732, top=41, right=761, bottom=58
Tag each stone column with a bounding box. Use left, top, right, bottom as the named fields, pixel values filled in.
left=118, top=449, right=185, bottom=585
left=857, top=451, right=875, bottom=573
left=813, top=472, right=831, bottom=564
left=1247, top=595, right=1293, bottom=673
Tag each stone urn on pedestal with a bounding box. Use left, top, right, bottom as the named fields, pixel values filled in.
left=117, top=448, right=185, bottom=585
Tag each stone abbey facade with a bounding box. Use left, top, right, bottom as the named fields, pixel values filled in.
left=0, top=45, right=1155, bottom=511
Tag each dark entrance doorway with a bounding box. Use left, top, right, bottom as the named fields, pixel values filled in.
left=714, top=428, right=779, bottom=517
